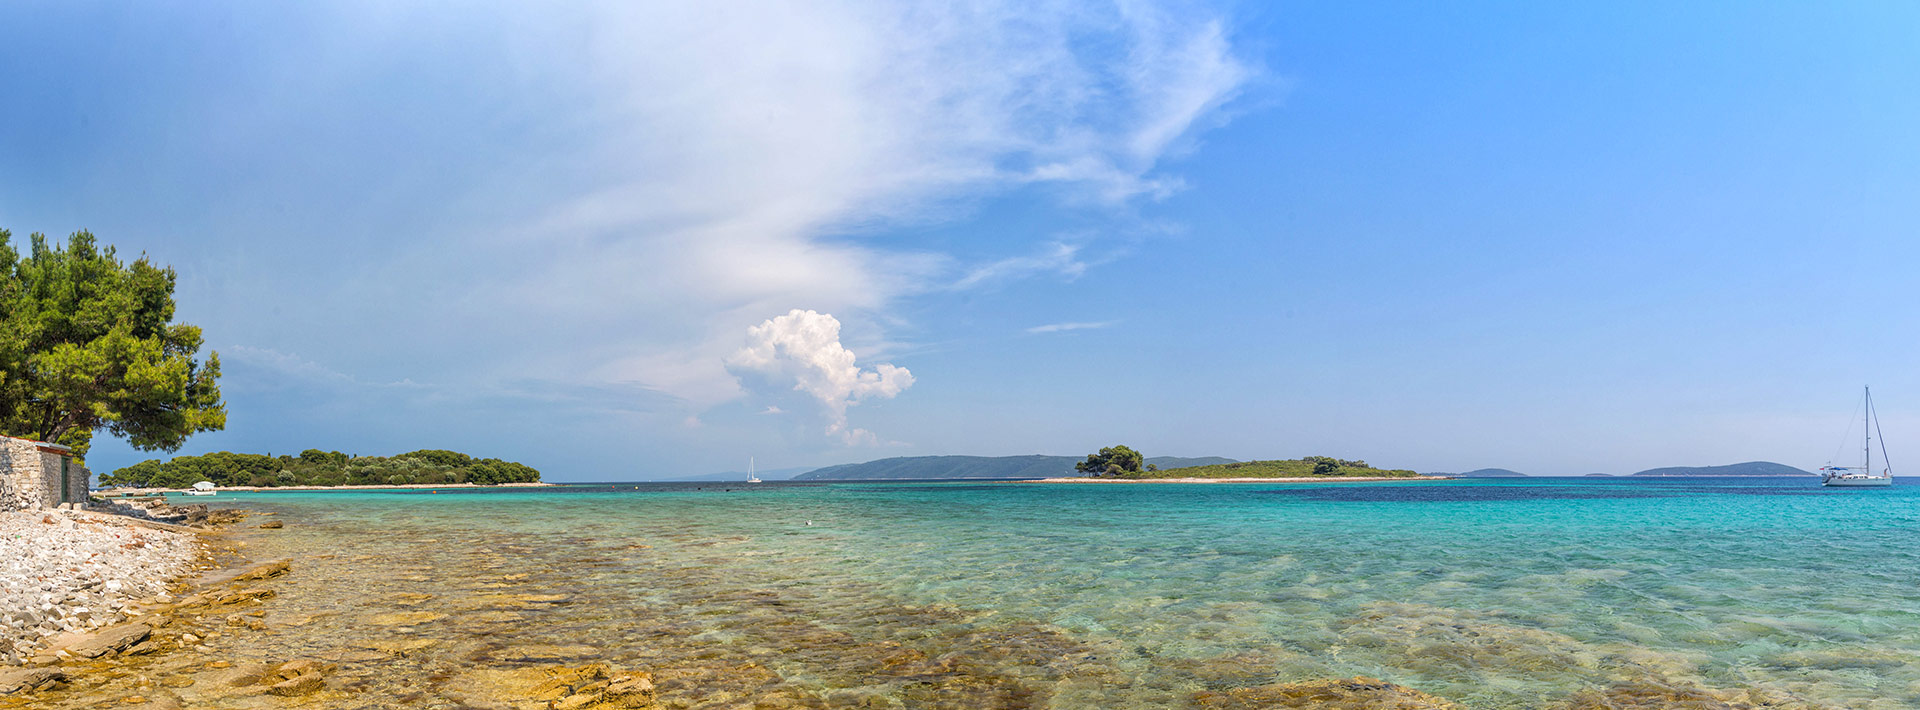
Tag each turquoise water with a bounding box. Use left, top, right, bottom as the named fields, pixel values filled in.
left=104, top=478, right=1920, bottom=708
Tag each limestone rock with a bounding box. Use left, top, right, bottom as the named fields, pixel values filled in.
left=61, top=621, right=151, bottom=659
left=252, top=659, right=333, bottom=697
left=1550, top=680, right=1835, bottom=710
left=224, top=559, right=291, bottom=584
left=368, top=611, right=446, bottom=626
left=258, top=520, right=284, bottom=529
left=482, top=643, right=603, bottom=663
left=0, top=667, right=67, bottom=694
left=1193, top=676, right=1461, bottom=710
left=213, top=588, right=276, bottom=606
left=448, top=663, right=653, bottom=710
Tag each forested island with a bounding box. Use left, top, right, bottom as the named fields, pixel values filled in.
left=1066, top=446, right=1425, bottom=479
left=793, top=454, right=1236, bottom=480
left=101, top=449, right=541, bottom=488
left=1117, top=457, right=1424, bottom=479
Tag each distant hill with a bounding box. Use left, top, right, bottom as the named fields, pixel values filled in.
left=794, top=455, right=1238, bottom=481
left=1453, top=468, right=1528, bottom=478
left=1630, top=461, right=1814, bottom=477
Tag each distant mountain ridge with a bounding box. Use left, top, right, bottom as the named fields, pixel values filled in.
left=793, top=455, right=1238, bottom=481
left=1630, top=461, right=1813, bottom=477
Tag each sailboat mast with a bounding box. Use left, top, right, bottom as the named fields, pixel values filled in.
left=1865, top=387, right=1872, bottom=472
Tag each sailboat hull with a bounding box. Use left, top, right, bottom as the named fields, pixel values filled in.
left=1823, top=476, right=1892, bottom=487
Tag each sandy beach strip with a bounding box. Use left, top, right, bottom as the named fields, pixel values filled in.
left=1025, top=476, right=1453, bottom=484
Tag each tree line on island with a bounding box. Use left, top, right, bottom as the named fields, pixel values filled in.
left=1076, top=445, right=1421, bottom=479
left=102, top=449, right=542, bottom=489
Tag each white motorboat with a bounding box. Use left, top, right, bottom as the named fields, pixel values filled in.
left=183, top=481, right=218, bottom=496
left=1822, top=387, right=1893, bottom=487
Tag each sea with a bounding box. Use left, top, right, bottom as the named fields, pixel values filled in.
left=47, top=477, right=1920, bottom=708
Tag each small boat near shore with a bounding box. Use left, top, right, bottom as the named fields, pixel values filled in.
left=1822, top=387, right=1893, bottom=488
left=182, top=480, right=218, bottom=496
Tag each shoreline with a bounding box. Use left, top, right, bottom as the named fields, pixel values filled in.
left=100, top=481, right=554, bottom=495
left=1025, top=476, right=1454, bottom=483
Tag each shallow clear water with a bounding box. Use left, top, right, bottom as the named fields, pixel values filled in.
left=47, top=477, right=1920, bottom=708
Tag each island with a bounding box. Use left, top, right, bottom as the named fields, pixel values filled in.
left=1030, top=449, right=1439, bottom=483
left=793, top=454, right=1236, bottom=480
left=1437, top=468, right=1528, bottom=478
left=100, top=449, right=543, bottom=489
left=1628, top=461, right=1813, bottom=477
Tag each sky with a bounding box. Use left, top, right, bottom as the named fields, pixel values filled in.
left=3, top=2, right=1918, bottom=479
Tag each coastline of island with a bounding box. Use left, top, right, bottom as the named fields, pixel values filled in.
left=100, top=481, right=556, bottom=496
left=1027, top=475, right=1452, bottom=484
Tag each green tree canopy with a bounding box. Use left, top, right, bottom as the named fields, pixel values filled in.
left=1076, top=445, right=1144, bottom=477
left=101, top=448, right=542, bottom=488
left=0, top=230, right=225, bottom=455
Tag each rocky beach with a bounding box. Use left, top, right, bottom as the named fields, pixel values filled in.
left=0, top=509, right=201, bottom=666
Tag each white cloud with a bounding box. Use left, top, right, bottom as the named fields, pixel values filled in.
left=728, top=309, right=914, bottom=444
left=954, top=242, right=1089, bottom=290
left=1026, top=320, right=1119, bottom=334
left=474, top=1, right=1253, bottom=404
left=152, top=2, right=1254, bottom=455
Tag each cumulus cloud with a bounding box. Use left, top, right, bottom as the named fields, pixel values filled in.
left=728, top=309, right=915, bottom=444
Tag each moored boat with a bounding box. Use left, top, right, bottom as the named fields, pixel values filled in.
left=1822, top=387, right=1893, bottom=488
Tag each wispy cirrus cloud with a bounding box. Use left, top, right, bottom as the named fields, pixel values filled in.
left=1026, top=321, right=1120, bottom=334
left=953, top=242, right=1091, bottom=290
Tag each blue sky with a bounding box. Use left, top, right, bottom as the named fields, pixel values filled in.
left=3, top=2, right=1917, bottom=479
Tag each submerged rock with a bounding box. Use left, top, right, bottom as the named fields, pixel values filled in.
left=367, top=611, right=446, bottom=626
left=1337, top=602, right=1589, bottom=676
left=1192, top=676, right=1461, bottom=709
left=447, top=663, right=654, bottom=710
left=1550, top=679, right=1836, bottom=710
left=480, top=643, right=603, bottom=663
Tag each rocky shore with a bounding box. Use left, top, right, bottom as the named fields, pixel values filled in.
left=0, top=510, right=200, bottom=665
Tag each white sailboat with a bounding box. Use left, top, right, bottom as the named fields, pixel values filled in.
left=1821, top=387, right=1893, bottom=487
left=747, top=457, right=762, bottom=484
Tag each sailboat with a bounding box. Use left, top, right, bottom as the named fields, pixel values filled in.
left=1821, top=387, right=1894, bottom=487
left=747, top=457, right=762, bottom=484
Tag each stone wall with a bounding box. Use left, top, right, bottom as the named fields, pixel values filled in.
left=0, top=435, right=89, bottom=511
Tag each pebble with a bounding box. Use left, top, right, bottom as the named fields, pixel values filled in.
left=0, top=510, right=199, bottom=665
